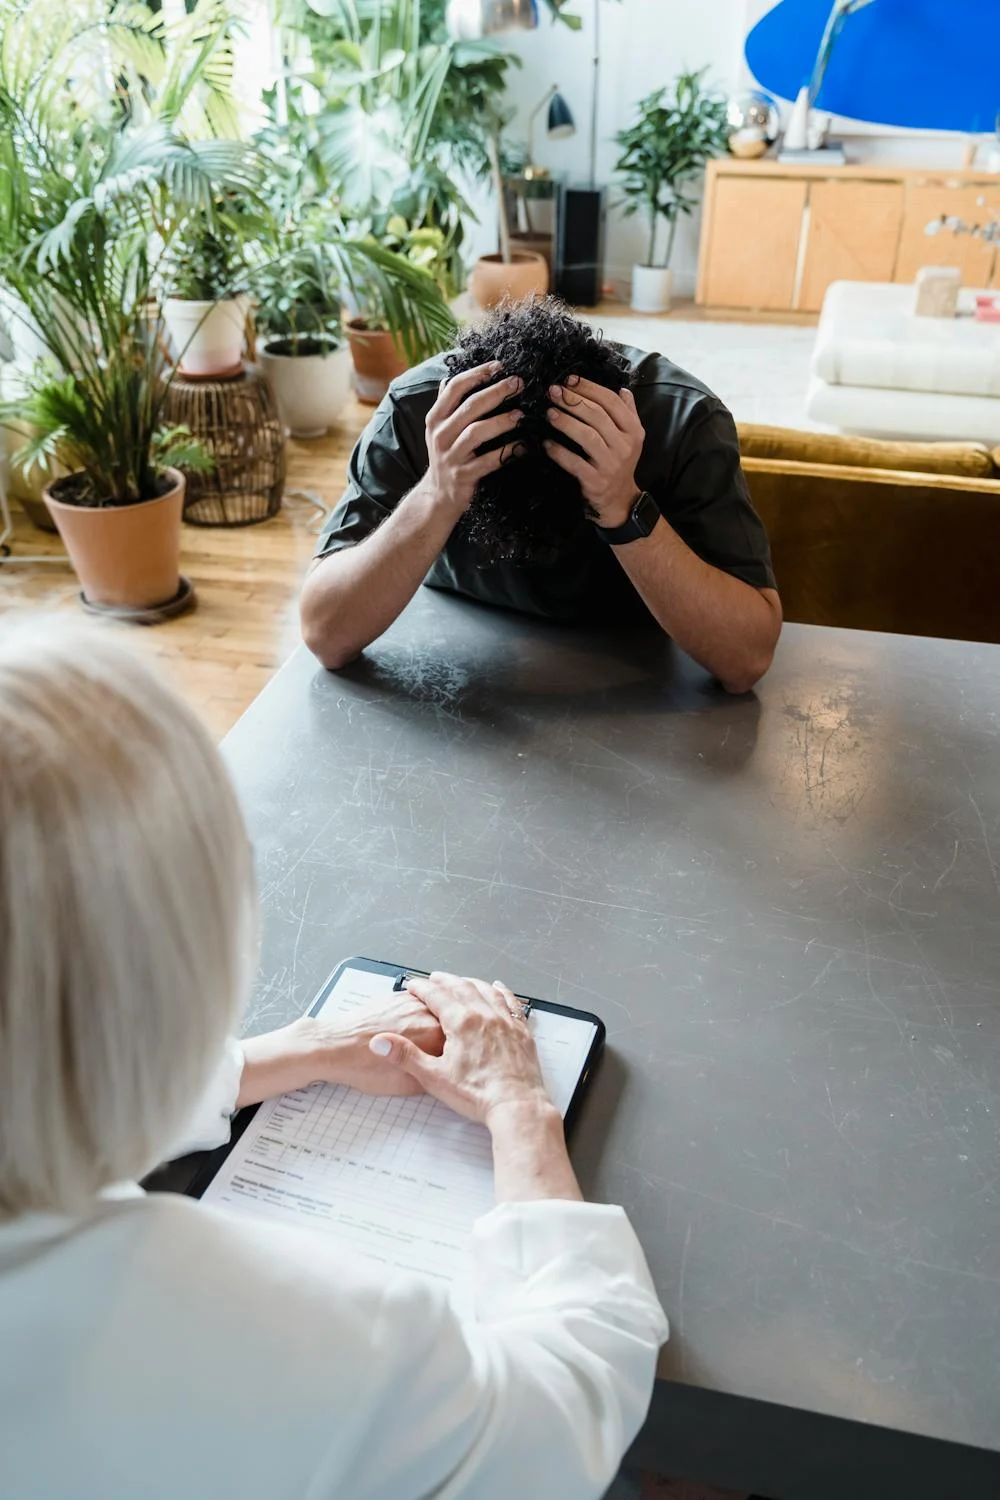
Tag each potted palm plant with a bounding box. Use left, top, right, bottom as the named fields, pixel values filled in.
left=613, top=70, right=729, bottom=314
left=0, top=0, right=258, bottom=617
left=1, top=145, right=251, bottom=616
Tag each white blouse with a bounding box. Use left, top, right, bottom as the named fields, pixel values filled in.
left=0, top=1048, right=668, bottom=1500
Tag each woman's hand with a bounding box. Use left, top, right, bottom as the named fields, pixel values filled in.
left=368, top=971, right=550, bottom=1128
left=370, top=971, right=583, bottom=1203
left=313, top=993, right=445, bottom=1097
left=237, top=994, right=444, bottom=1108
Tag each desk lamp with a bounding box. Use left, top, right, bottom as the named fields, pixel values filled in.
left=524, top=86, right=575, bottom=179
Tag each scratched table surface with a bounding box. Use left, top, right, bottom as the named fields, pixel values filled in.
left=220, top=588, right=1000, bottom=1500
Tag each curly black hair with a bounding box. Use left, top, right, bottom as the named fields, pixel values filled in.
left=444, top=297, right=630, bottom=563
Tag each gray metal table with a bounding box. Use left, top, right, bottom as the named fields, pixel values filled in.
left=220, top=589, right=1000, bottom=1498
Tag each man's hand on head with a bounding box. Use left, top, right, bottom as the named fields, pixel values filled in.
left=544, top=377, right=645, bottom=528
left=418, top=362, right=523, bottom=519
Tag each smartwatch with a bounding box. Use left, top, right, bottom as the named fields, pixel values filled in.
left=593, top=489, right=661, bottom=545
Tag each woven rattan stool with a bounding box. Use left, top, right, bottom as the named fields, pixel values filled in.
left=162, top=365, right=286, bottom=527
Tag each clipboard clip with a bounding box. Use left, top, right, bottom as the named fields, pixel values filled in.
left=392, top=972, right=414, bottom=992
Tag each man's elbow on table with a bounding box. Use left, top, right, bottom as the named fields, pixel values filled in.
left=719, top=654, right=772, bottom=696
left=717, top=589, right=783, bottom=695
left=299, top=564, right=360, bottom=673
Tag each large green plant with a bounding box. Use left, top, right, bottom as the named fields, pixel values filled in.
left=253, top=96, right=458, bottom=359
left=0, top=0, right=258, bottom=504
left=613, top=70, right=728, bottom=269
left=275, top=0, right=516, bottom=292
left=251, top=201, right=458, bottom=360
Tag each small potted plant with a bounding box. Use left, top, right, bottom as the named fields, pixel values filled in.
left=343, top=219, right=444, bottom=404
left=255, top=237, right=352, bottom=439
left=163, top=215, right=251, bottom=379
left=614, top=70, right=729, bottom=314
left=337, top=227, right=459, bottom=407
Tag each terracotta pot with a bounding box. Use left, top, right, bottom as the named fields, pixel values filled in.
left=346, top=321, right=409, bottom=405
left=469, top=251, right=549, bottom=310
left=44, top=468, right=185, bottom=611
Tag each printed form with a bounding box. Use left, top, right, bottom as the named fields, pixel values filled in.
left=202, top=967, right=597, bottom=1296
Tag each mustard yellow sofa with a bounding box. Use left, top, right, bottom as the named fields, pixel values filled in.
left=738, top=425, right=1000, bottom=646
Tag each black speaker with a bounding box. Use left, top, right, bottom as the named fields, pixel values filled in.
left=555, top=186, right=604, bottom=307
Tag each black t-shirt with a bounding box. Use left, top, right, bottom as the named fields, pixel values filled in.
left=315, top=343, right=776, bottom=625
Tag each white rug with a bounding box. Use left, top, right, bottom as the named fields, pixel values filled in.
left=582, top=312, right=822, bottom=431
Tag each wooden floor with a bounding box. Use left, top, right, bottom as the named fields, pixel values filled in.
left=0, top=402, right=368, bottom=740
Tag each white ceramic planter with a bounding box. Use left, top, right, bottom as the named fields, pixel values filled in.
left=258, top=340, right=352, bottom=438
left=630, top=265, right=674, bottom=314
left=163, top=294, right=249, bottom=378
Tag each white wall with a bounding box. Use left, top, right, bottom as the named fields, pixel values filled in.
left=475, top=0, right=988, bottom=300
left=477, top=0, right=748, bottom=298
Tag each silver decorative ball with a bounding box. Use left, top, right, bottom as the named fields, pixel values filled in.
left=726, top=90, right=780, bottom=159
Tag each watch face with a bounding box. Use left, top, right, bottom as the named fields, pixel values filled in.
left=633, top=490, right=659, bottom=536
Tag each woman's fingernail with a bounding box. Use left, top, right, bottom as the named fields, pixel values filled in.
left=369, top=1036, right=392, bottom=1057
left=549, top=384, right=562, bottom=397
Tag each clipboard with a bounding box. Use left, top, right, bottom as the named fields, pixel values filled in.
left=187, top=957, right=605, bottom=1295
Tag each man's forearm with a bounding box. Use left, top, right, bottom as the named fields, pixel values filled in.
left=613, top=519, right=782, bottom=693
left=300, top=480, right=462, bottom=670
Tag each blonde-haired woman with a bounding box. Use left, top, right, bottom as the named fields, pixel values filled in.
left=0, top=622, right=666, bottom=1500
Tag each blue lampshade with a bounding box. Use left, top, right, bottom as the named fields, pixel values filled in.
left=746, top=0, right=1000, bottom=134
left=547, top=91, right=575, bottom=139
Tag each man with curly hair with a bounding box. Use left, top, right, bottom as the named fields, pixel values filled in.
left=301, top=299, right=781, bottom=693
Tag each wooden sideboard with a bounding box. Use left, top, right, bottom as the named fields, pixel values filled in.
left=696, top=158, right=1000, bottom=313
